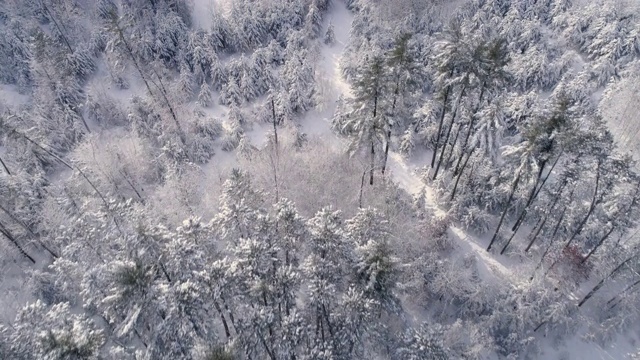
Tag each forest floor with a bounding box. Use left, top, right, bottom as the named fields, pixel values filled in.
left=289, top=2, right=638, bottom=359
left=0, top=1, right=637, bottom=358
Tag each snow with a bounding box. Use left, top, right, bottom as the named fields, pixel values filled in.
left=0, top=84, right=29, bottom=110
left=1, top=1, right=637, bottom=358
left=291, top=2, right=639, bottom=358
left=298, top=1, right=516, bottom=286
left=191, top=0, right=232, bottom=29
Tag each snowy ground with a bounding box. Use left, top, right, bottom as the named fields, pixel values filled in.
left=291, top=2, right=638, bottom=359
left=0, top=1, right=636, bottom=358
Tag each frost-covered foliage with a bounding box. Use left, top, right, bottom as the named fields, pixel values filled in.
left=1, top=0, right=640, bottom=358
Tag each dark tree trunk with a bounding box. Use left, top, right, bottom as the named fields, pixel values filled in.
left=530, top=207, right=567, bottom=281
left=271, top=98, right=278, bottom=146
left=453, top=83, right=485, bottom=176
left=524, top=216, right=547, bottom=253
left=450, top=146, right=475, bottom=201
left=433, top=85, right=466, bottom=180
left=520, top=179, right=566, bottom=253
left=431, top=70, right=454, bottom=167
left=382, top=82, right=401, bottom=175
left=370, top=141, right=375, bottom=185
left=581, top=226, right=616, bottom=264
left=0, top=156, right=11, bottom=175
left=488, top=171, right=521, bottom=252
left=579, top=254, right=638, bottom=307
left=583, top=181, right=640, bottom=263
left=606, top=278, right=640, bottom=309
left=0, top=222, right=35, bottom=263
left=0, top=202, right=58, bottom=258
left=114, top=20, right=185, bottom=145
left=213, top=300, right=232, bottom=339
left=382, top=129, right=391, bottom=175
left=564, top=164, right=601, bottom=250
left=443, top=122, right=461, bottom=171
left=13, top=129, right=123, bottom=236
left=511, top=153, right=562, bottom=233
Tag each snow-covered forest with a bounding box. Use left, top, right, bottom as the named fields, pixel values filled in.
left=1, top=0, right=640, bottom=358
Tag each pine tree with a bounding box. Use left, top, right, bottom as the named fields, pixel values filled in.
left=324, top=22, right=336, bottom=45
left=11, top=301, right=104, bottom=359
left=397, top=323, right=449, bottom=359
left=197, top=80, right=213, bottom=108
left=303, top=208, right=350, bottom=352
left=334, top=55, right=388, bottom=185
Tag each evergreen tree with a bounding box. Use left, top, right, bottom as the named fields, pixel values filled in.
left=334, top=55, right=388, bottom=185
left=325, top=22, right=336, bottom=45
left=11, top=301, right=104, bottom=359
left=197, top=80, right=213, bottom=108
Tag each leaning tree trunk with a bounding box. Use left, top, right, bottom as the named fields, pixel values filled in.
left=511, top=153, right=562, bottom=234
left=443, top=122, right=462, bottom=171
left=606, top=278, right=640, bottom=310
left=524, top=216, right=547, bottom=253
left=487, top=171, right=522, bottom=252
left=518, top=177, right=567, bottom=253
left=433, top=84, right=466, bottom=180
left=430, top=69, right=454, bottom=167
left=450, top=146, right=475, bottom=201
left=453, top=82, right=485, bottom=176
left=579, top=253, right=639, bottom=307
left=531, top=204, right=568, bottom=281
left=0, top=202, right=58, bottom=258
left=0, top=156, right=10, bottom=175
left=581, top=226, right=616, bottom=264
left=0, top=221, right=35, bottom=264
left=582, top=181, right=640, bottom=264
left=113, top=20, right=185, bottom=145
left=564, top=163, right=601, bottom=250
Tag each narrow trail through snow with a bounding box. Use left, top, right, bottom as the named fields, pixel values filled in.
left=301, top=2, right=515, bottom=283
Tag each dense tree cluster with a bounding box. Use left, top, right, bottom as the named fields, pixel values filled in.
left=336, top=0, right=640, bottom=356
left=1, top=0, right=640, bottom=358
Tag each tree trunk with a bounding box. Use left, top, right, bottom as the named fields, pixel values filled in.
left=530, top=207, right=567, bottom=281
left=431, top=70, right=454, bottom=167
left=450, top=146, right=475, bottom=201
left=382, top=129, right=391, bottom=175
left=114, top=21, right=184, bottom=145
left=581, top=226, right=616, bottom=264
left=606, top=278, right=640, bottom=309
left=443, top=122, right=461, bottom=171
left=382, top=82, right=401, bottom=175
left=213, top=300, right=232, bottom=339
left=42, top=2, right=74, bottom=54
left=271, top=98, right=278, bottom=146
left=524, top=216, right=547, bottom=253
left=0, top=221, right=35, bottom=264
left=511, top=153, right=562, bottom=233
left=564, top=163, right=601, bottom=250
left=0, top=155, right=11, bottom=175
left=0, top=202, right=58, bottom=258
left=12, top=129, right=123, bottom=236
left=370, top=141, right=375, bottom=185
left=578, top=254, right=638, bottom=307
left=453, top=82, right=485, bottom=176
left=433, top=84, right=466, bottom=180
left=487, top=171, right=522, bottom=252
left=519, top=179, right=567, bottom=253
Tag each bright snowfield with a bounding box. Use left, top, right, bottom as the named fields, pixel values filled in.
left=1, top=0, right=640, bottom=359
